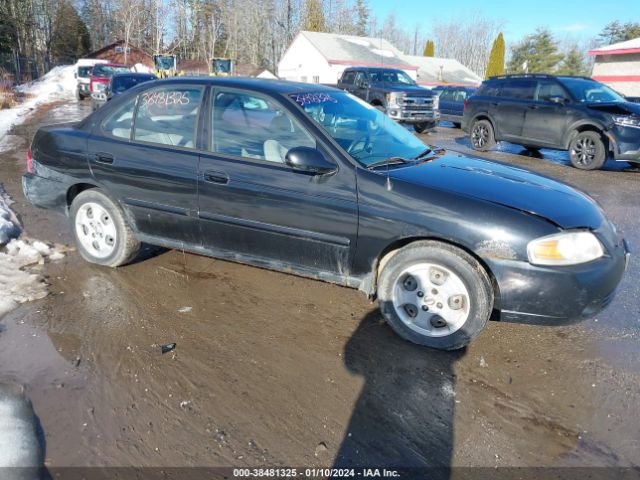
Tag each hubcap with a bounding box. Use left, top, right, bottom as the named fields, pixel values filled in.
left=471, top=124, right=488, bottom=148
left=571, top=137, right=596, bottom=165
left=75, top=202, right=117, bottom=259
left=392, top=263, right=471, bottom=337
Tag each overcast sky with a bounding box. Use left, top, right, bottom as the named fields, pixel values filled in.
left=367, top=0, right=640, bottom=45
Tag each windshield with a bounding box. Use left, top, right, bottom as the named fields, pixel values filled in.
left=560, top=77, right=626, bottom=103
left=78, top=66, right=93, bottom=78
left=93, top=65, right=130, bottom=77
left=291, top=91, right=428, bottom=167
left=112, top=75, right=155, bottom=93
left=369, top=69, right=416, bottom=85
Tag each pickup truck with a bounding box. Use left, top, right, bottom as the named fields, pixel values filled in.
left=337, top=67, right=439, bottom=133
left=89, top=63, right=131, bottom=111
left=74, top=59, right=107, bottom=100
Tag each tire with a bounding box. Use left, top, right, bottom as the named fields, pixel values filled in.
left=373, top=104, right=385, bottom=112
left=70, top=189, right=140, bottom=267
left=568, top=131, right=606, bottom=170
left=414, top=121, right=436, bottom=134
left=76, top=90, right=83, bottom=101
left=470, top=119, right=496, bottom=151
left=377, top=241, right=493, bottom=350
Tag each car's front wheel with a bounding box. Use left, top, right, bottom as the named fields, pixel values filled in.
left=377, top=241, right=493, bottom=350
left=470, top=119, right=496, bottom=151
left=70, top=189, right=140, bottom=267
left=568, top=131, right=606, bottom=170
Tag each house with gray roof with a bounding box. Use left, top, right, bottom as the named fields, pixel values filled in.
left=277, top=31, right=418, bottom=84
left=278, top=31, right=481, bottom=87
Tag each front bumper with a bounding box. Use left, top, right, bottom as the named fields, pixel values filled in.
left=387, top=108, right=439, bottom=124
left=487, top=234, right=629, bottom=325
left=607, top=124, right=640, bottom=162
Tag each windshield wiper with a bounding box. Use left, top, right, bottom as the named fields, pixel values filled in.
left=413, top=147, right=446, bottom=160
left=366, top=157, right=412, bottom=170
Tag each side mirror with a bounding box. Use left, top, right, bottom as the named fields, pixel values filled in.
left=549, top=95, right=567, bottom=104
left=357, top=80, right=369, bottom=89
left=285, top=147, right=336, bottom=175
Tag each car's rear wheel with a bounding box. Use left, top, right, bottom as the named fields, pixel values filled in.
left=470, top=119, right=496, bottom=151
left=414, top=122, right=437, bottom=134
left=569, top=131, right=606, bottom=170
left=377, top=241, right=493, bottom=350
left=70, top=189, right=140, bottom=267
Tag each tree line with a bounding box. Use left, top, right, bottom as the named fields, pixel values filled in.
left=1, top=0, right=639, bottom=81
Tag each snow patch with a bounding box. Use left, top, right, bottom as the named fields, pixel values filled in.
left=0, top=187, right=69, bottom=318
left=0, top=185, right=20, bottom=245
left=0, top=239, right=69, bottom=318
left=132, top=63, right=153, bottom=74
left=0, top=65, right=76, bottom=146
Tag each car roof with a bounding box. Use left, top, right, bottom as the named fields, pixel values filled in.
left=148, top=76, right=341, bottom=95
left=343, top=66, right=404, bottom=72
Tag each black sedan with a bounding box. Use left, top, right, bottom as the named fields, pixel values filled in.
left=22, top=78, right=629, bottom=350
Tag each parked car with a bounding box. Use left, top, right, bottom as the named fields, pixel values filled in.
left=106, top=72, right=157, bottom=102
left=23, top=78, right=629, bottom=350
left=74, top=59, right=107, bottom=100
left=432, top=86, right=477, bottom=128
left=338, top=67, right=439, bottom=133
left=463, top=74, right=640, bottom=170
left=90, top=63, right=131, bottom=111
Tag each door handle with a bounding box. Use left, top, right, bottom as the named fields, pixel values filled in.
left=528, top=105, right=540, bottom=110
left=203, top=171, right=228, bottom=185
left=93, top=153, right=114, bottom=164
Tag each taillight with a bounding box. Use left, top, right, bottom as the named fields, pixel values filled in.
left=26, top=145, right=33, bottom=173
left=463, top=99, right=469, bottom=110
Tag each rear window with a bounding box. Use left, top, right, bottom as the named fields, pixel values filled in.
left=112, top=75, right=156, bottom=93
left=477, top=80, right=502, bottom=97
left=341, top=71, right=356, bottom=84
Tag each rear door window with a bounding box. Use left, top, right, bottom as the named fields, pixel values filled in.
left=133, top=86, right=203, bottom=148
left=535, top=79, right=569, bottom=102
left=500, top=79, right=536, bottom=100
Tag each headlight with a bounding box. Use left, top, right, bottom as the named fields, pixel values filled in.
left=527, top=231, right=604, bottom=266
left=613, top=115, right=640, bottom=128
left=386, top=92, right=402, bottom=106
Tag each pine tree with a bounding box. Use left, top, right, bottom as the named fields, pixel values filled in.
left=303, top=0, right=325, bottom=32
left=51, top=0, right=91, bottom=63
left=557, top=46, right=588, bottom=76
left=354, top=0, right=369, bottom=36
left=507, top=28, right=563, bottom=74
left=484, top=32, right=505, bottom=78
left=598, top=21, right=640, bottom=45
left=423, top=40, right=434, bottom=57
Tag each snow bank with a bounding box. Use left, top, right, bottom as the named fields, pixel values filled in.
left=0, top=184, right=20, bottom=245
left=132, top=63, right=153, bottom=74
left=0, top=187, right=68, bottom=318
left=0, top=65, right=76, bottom=151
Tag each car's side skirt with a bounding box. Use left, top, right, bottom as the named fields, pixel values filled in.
left=134, top=232, right=364, bottom=291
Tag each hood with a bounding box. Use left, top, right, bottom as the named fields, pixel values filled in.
left=375, top=83, right=434, bottom=95
left=587, top=101, right=640, bottom=116
left=388, top=154, right=604, bottom=229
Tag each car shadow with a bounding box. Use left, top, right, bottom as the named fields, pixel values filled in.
left=333, top=310, right=465, bottom=479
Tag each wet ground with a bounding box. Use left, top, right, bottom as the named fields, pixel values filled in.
left=0, top=103, right=639, bottom=473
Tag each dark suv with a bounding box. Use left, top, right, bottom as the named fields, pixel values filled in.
left=462, top=74, right=640, bottom=170
left=338, top=67, right=439, bottom=133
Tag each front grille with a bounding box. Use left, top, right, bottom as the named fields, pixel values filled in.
left=398, top=96, right=433, bottom=107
